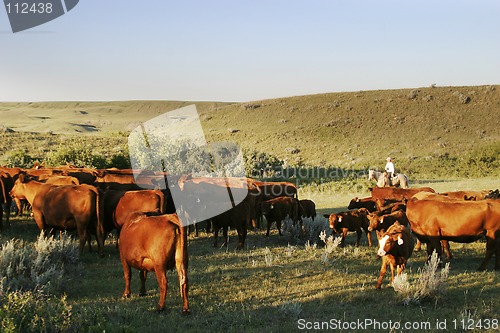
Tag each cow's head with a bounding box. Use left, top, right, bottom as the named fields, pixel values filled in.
left=9, top=173, right=30, bottom=200
left=377, top=222, right=405, bottom=256
left=261, top=201, right=274, bottom=215
left=328, top=213, right=342, bottom=233
left=367, top=213, right=382, bottom=232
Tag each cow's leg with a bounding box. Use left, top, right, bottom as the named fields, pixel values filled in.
left=139, top=270, right=147, bottom=296
left=355, top=229, right=362, bottom=247
left=478, top=231, right=496, bottom=271
left=441, top=240, right=453, bottom=260
left=154, top=266, right=168, bottom=312
left=175, top=258, right=190, bottom=315
left=0, top=205, right=3, bottom=232
left=414, top=239, right=422, bottom=251
left=276, top=219, right=282, bottom=236
left=376, top=256, right=388, bottom=289
left=427, top=238, right=442, bottom=263
left=213, top=226, right=219, bottom=247
left=5, top=199, right=11, bottom=228
left=222, top=226, right=229, bottom=247
left=236, top=224, right=247, bottom=250
left=340, top=229, right=348, bottom=247
left=365, top=229, right=373, bottom=247
left=266, top=219, right=272, bottom=237
left=76, top=223, right=88, bottom=256
left=121, top=257, right=132, bottom=299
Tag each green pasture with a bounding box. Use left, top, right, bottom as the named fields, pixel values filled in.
left=1, top=178, right=498, bottom=333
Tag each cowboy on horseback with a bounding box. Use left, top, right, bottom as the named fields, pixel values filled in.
left=385, top=157, right=395, bottom=185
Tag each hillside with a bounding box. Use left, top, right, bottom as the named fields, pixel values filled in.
left=0, top=85, right=499, bottom=174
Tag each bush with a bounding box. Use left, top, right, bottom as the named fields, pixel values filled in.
left=393, top=251, right=450, bottom=305
left=0, top=288, right=73, bottom=333
left=0, top=234, right=80, bottom=293
left=2, top=150, right=34, bottom=168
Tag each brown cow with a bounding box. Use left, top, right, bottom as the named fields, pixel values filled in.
left=329, top=208, right=372, bottom=247
left=253, top=180, right=298, bottom=200
left=299, top=199, right=316, bottom=220
left=406, top=197, right=500, bottom=270
left=119, top=212, right=189, bottom=313
left=371, top=187, right=435, bottom=210
left=348, top=197, right=377, bottom=212
left=113, top=190, right=166, bottom=229
left=211, top=201, right=250, bottom=249
left=367, top=210, right=409, bottom=235
left=261, top=196, right=299, bottom=237
left=375, top=221, right=414, bottom=289
left=440, top=190, right=490, bottom=201
left=9, top=174, right=104, bottom=256
left=41, top=175, right=80, bottom=185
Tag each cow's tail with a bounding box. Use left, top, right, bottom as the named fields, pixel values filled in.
left=93, top=186, right=105, bottom=257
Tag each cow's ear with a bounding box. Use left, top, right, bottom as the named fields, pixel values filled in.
left=270, top=204, right=274, bottom=209
left=355, top=197, right=359, bottom=202
left=379, top=217, right=384, bottom=224
left=19, top=173, right=26, bottom=183
left=338, top=216, right=342, bottom=222
left=397, top=235, right=404, bottom=245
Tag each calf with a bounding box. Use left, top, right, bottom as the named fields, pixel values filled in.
left=329, top=208, right=372, bottom=247
left=211, top=201, right=250, bottom=250
left=375, top=221, right=414, bottom=289
left=261, top=196, right=299, bottom=237
left=299, top=199, right=316, bottom=220
left=119, top=212, right=190, bottom=314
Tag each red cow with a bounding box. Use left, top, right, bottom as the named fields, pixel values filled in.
left=371, top=187, right=435, bottom=210
left=375, top=221, right=414, bottom=289
left=329, top=208, right=372, bottom=247
left=9, top=174, right=104, bottom=256
left=119, top=212, right=189, bottom=313
left=406, top=197, right=500, bottom=270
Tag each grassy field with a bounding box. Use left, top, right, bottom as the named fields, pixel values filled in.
left=1, top=179, right=498, bottom=333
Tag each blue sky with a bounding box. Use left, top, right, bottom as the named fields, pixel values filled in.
left=1, top=0, right=499, bottom=102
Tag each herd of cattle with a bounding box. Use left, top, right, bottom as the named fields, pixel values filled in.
left=0, top=164, right=499, bottom=313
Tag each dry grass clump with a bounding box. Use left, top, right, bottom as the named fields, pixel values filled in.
left=393, top=251, right=450, bottom=305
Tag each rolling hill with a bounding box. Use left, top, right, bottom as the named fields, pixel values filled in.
left=0, top=85, right=499, bottom=173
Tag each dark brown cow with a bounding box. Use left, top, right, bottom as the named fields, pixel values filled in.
left=329, top=208, right=372, bottom=247
left=375, top=221, right=414, bottom=289
left=9, top=174, right=104, bottom=256
left=299, top=199, right=316, bottom=220
left=119, top=212, right=189, bottom=313
left=211, top=201, right=250, bottom=249
left=406, top=197, right=500, bottom=270
left=261, top=196, right=299, bottom=237
left=0, top=172, right=14, bottom=231
left=348, top=197, right=377, bottom=212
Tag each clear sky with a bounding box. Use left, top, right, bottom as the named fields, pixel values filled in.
left=0, top=0, right=499, bottom=102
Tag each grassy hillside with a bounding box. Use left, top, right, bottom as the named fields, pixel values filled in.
left=1, top=85, right=499, bottom=178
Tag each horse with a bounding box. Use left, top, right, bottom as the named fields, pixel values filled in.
left=368, top=170, right=409, bottom=189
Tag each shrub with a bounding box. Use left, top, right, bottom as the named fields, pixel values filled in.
left=2, top=150, right=34, bottom=168
left=0, top=288, right=73, bottom=333
left=0, top=234, right=80, bottom=293
left=393, top=251, right=450, bottom=305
